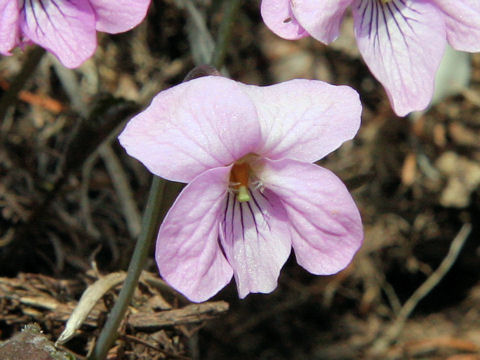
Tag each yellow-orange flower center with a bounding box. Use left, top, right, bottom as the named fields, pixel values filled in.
left=230, top=162, right=251, bottom=202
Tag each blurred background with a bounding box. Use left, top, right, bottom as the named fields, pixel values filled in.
left=0, top=1, right=479, bottom=359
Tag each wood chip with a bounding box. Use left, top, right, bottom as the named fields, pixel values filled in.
left=128, top=301, right=229, bottom=329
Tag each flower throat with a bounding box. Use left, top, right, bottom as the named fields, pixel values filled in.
left=230, top=162, right=251, bottom=202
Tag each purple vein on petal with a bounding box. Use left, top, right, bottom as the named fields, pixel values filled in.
left=221, top=192, right=232, bottom=242
left=24, top=0, right=77, bottom=55
left=221, top=192, right=238, bottom=244
left=26, top=0, right=45, bottom=37
left=238, top=200, right=245, bottom=242
left=221, top=188, right=275, bottom=248
left=250, top=190, right=272, bottom=232
left=356, top=0, right=427, bottom=89
left=246, top=201, right=259, bottom=239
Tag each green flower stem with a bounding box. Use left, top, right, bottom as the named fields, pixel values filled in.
left=0, top=46, right=45, bottom=123
left=211, top=0, right=242, bottom=70
left=89, top=176, right=166, bottom=360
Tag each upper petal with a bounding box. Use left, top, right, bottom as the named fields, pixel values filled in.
left=240, top=79, right=361, bottom=163
left=19, top=0, right=97, bottom=68
left=291, top=0, right=353, bottom=43
left=155, top=166, right=233, bottom=303
left=89, top=0, right=151, bottom=34
left=352, top=0, right=446, bottom=116
left=256, top=158, right=363, bottom=275
left=433, top=0, right=480, bottom=52
left=0, top=0, right=19, bottom=55
left=260, top=0, right=309, bottom=40
left=119, top=76, right=262, bottom=183
left=219, top=188, right=291, bottom=298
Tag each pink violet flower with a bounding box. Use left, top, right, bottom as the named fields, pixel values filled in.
left=261, top=0, right=480, bottom=116
left=119, top=76, right=363, bottom=302
left=0, top=0, right=151, bottom=68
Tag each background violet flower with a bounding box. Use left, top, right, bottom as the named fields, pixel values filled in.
left=0, top=0, right=151, bottom=68
left=119, top=76, right=363, bottom=302
left=261, top=0, right=480, bottom=116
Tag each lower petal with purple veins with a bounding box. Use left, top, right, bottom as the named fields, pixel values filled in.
left=19, top=0, right=97, bottom=68
left=219, top=188, right=291, bottom=299
left=352, top=0, right=446, bottom=116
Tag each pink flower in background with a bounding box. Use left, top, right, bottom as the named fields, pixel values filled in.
left=261, top=0, right=480, bottom=116
left=0, top=0, right=151, bottom=68
left=119, top=76, right=363, bottom=302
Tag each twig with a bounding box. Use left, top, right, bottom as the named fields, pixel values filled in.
left=382, top=279, right=402, bottom=315
left=369, top=223, right=472, bottom=355
left=129, top=301, right=229, bottom=329
left=99, top=144, right=142, bottom=238
left=177, top=0, right=239, bottom=71
left=177, top=0, right=215, bottom=65
left=0, top=78, right=65, bottom=113
left=211, top=0, right=242, bottom=70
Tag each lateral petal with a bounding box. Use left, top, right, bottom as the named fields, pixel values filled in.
left=0, top=0, right=19, bottom=55
left=433, top=0, right=480, bottom=52
left=353, top=0, right=446, bottom=116
left=119, top=76, right=262, bottom=183
left=240, top=79, right=361, bottom=163
left=256, top=158, right=363, bottom=275
left=156, top=166, right=233, bottom=303
left=89, top=0, right=151, bottom=34
left=219, top=188, right=291, bottom=298
left=291, top=0, right=353, bottom=43
left=19, top=0, right=97, bottom=68
left=261, top=0, right=308, bottom=40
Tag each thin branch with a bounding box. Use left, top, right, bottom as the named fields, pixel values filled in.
left=370, top=223, right=472, bottom=355
left=99, top=144, right=142, bottom=238
left=179, top=0, right=215, bottom=65
left=211, top=0, right=242, bottom=70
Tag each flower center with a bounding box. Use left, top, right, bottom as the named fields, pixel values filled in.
left=230, top=162, right=251, bottom=203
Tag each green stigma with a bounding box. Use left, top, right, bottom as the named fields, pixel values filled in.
left=237, top=185, right=250, bottom=202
